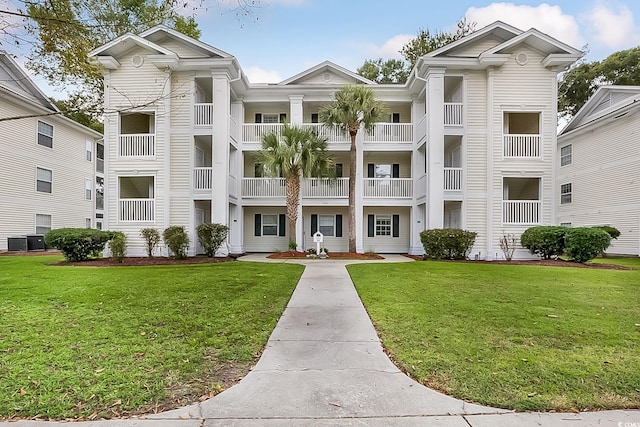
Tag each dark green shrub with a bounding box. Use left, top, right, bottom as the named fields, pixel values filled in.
left=140, top=227, right=161, bottom=257
left=420, top=229, right=477, bottom=260
left=44, top=228, right=111, bottom=262
left=163, top=226, right=189, bottom=259
left=564, top=227, right=611, bottom=263
left=108, top=231, right=127, bottom=263
left=520, top=226, right=566, bottom=259
left=288, top=241, right=297, bottom=251
left=592, top=225, right=621, bottom=240
left=196, top=223, right=229, bottom=257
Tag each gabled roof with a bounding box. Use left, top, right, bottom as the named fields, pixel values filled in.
left=560, top=85, right=640, bottom=136
left=0, top=51, right=57, bottom=112
left=425, top=21, right=522, bottom=58
left=279, top=60, right=376, bottom=85
left=139, top=25, right=234, bottom=59
left=88, top=32, right=176, bottom=58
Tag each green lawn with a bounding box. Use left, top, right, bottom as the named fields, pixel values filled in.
left=0, top=255, right=303, bottom=420
left=348, top=260, right=640, bottom=411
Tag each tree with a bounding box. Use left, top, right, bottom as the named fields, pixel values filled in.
left=53, top=96, right=103, bottom=133
left=255, top=123, right=334, bottom=249
left=320, top=85, right=387, bottom=253
left=357, top=18, right=476, bottom=84
left=558, top=47, right=640, bottom=118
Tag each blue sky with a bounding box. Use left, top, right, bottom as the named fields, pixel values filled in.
left=2, top=0, right=640, bottom=93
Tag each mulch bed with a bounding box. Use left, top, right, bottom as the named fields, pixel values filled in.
left=267, top=251, right=384, bottom=260
left=50, top=255, right=237, bottom=266
left=405, top=255, right=631, bottom=270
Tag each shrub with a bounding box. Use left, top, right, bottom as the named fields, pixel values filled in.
left=564, top=227, right=612, bottom=263
left=44, top=228, right=112, bottom=262
left=520, top=226, right=566, bottom=259
left=307, top=248, right=317, bottom=255
left=499, top=233, right=517, bottom=261
left=140, top=228, right=161, bottom=257
left=420, top=229, right=477, bottom=260
left=163, top=226, right=190, bottom=259
left=593, top=225, right=621, bottom=240
left=196, top=223, right=229, bottom=257
left=108, top=231, right=127, bottom=263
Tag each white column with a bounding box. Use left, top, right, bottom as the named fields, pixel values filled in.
left=485, top=66, right=495, bottom=260
left=289, top=95, right=304, bottom=125
left=355, top=129, right=365, bottom=253
left=410, top=97, right=426, bottom=254
left=211, top=72, right=230, bottom=254
left=426, top=68, right=446, bottom=230
left=162, top=68, right=172, bottom=234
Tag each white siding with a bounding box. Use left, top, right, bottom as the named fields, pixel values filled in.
left=302, top=207, right=349, bottom=252
left=243, top=206, right=289, bottom=252
left=362, top=207, right=410, bottom=253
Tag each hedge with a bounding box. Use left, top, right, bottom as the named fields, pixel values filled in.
left=420, top=229, right=477, bottom=260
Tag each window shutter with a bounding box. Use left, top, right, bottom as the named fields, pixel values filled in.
left=367, top=163, right=375, bottom=178
left=279, top=214, right=286, bottom=237
left=392, top=164, right=400, bottom=178
left=279, top=113, right=287, bottom=123
left=336, top=163, right=343, bottom=178
left=336, top=214, right=342, bottom=237
left=392, top=214, right=400, bottom=238
left=368, top=214, right=375, bottom=237
left=255, top=113, right=262, bottom=123
left=392, top=112, right=400, bottom=123
left=254, top=214, right=261, bottom=236
left=311, top=113, right=319, bottom=123
left=311, top=214, right=318, bottom=234
left=254, top=163, right=262, bottom=177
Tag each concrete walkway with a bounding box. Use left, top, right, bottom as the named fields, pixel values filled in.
left=4, top=255, right=639, bottom=426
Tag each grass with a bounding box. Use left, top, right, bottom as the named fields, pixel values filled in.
left=0, top=255, right=303, bottom=420
left=347, top=259, right=640, bottom=412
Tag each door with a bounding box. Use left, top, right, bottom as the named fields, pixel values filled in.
left=195, top=208, right=205, bottom=254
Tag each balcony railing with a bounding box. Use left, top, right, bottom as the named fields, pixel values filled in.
left=363, top=178, right=413, bottom=198
left=119, top=199, right=155, bottom=222
left=194, top=103, right=213, bottom=126
left=302, top=177, right=348, bottom=198
left=364, top=123, right=413, bottom=142
left=119, top=134, right=155, bottom=157
left=242, top=124, right=283, bottom=142
left=502, top=200, right=541, bottom=225
left=194, top=167, right=212, bottom=190
left=503, top=134, right=541, bottom=158
left=302, top=123, right=348, bottom=142
left=444, top=167, right=462, bottom=191
left=444, top=102, right=463, bottom=126
left=242, top=177, right=286, bottom=197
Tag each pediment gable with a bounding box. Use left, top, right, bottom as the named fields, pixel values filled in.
left=279, top=61, right=375, bottom=86
left=0, top=51, right=57, bottom=111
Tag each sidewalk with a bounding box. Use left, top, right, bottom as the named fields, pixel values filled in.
left=3, top=255, right=639, bottom=426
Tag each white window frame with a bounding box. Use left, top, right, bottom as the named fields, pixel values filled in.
left=560, top=183, right=572, bottom=205
left=262, top=113, right=280, bottom=124
left=85, top=178, right=92, bottom=200
left=37, top=121, right=53, bottom=148
left=560, top=144, right=572, bottom=166
left=36, top=167, right=52, bottom=193
left=96, top=142, right=104, bottom=173
left=85, top=218, right=92, bottom=228
left=318, top=214, right=335, bottom=237
left=35, top=213, right=52, bottom=235
left=375, top=214, right=392, bottom=236
left=86, top=140, right=93, bottom=162
left=560, top=222, right=572, bottom=227
left=262, top=214, right=278, bottom=236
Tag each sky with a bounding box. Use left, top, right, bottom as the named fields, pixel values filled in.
left=2, top=0, right=640, bottom=96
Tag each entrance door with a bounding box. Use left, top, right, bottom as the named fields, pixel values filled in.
left=195, top=208, right=205, bottom=254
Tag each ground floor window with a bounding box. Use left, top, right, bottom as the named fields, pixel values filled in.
left=560, top=183, right=572, bottom=204
left=310, top=214, right=342, bottom=237
left=376, top=215, right=392, bottom=236
left=367, top=214, right=400, bottom=238
left=254, top=213, right=285, bottom=237
left=35, top=214, right=51, bottom=235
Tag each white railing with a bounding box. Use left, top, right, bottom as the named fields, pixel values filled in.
left=363, top=178, right=413, bottom=198
left=302, top=123, right=349, bottom=142
left=364, top=123, right=413, bottom=142
left=119, top=199, right=155, bottom=222
left=193, top=167, right=212, bottom=190
left=119, top=134, right=155, bottom=157
left=242, top=124, right=283, bottom=142
left=502, top=200, right=541, bottom=224
left=242, top=178, right=286, bottom=197
left=416, top=174, right=427, bottom=199
left=444, top=167, right=462, bottom=191
left=194, top=103, right=213, bottom=126
left=444, top=102, right=463, bottom=126
left=503, top=134, right=541, bottom=157
left=302, top=177, right=348, bottom=198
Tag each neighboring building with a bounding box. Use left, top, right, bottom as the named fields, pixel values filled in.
left=557, top=86, right=640, bottom=256
left=89, top=21, right=581, bottom=259
left=0, top=51, right=104, bottom=251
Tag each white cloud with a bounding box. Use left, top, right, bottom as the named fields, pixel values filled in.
left=244, top=66, right=282, bottom=83
left=465, top=2, right=584, bottom=48
left=360, top=34, right=413, bottom=59
left=581, top=2, right=640, bottom=49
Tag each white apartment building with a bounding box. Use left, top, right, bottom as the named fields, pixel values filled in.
left=90, top=21, right=581, bottom=259
left=0, top=51, right=104, bottom=251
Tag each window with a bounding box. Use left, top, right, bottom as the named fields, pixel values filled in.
left=36, top=167, right=52, bottom=193
left=256, top=113, right=287, bottom=123
left=560, top=183, right=572, bottom=204
left=85, top=218, right=92, bottom=228
left=376, top=214, right=392, bottom=236
left=37, top=121, right=53, bottom=148
left=318, top=215, right=335, bottom=236
left=335, top=163, right=343, bottom=178
left=96, top=142, right=104, bottom=173
left=86, top=140, right=93, bottom=161
left=35, top=214, right=51, bottom=235
left=560, top=222, right=572, bottom=227
left=85, top=179, right=92, bottom=200
left=311, top=113, right=319, bottom=123
left=262, top=214, right=278, bottom=236
left=560, top=144, right=572, bottom=166
left=96, top=176, right=104, bottom=210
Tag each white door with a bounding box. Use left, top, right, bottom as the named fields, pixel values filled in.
left=195, top=208, right=205, bottom=254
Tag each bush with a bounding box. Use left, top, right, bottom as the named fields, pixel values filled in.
left=108, top=232, right=127, bottom=263
left=420, top=229, right=477, bottom=260
left=288, top=241, right=297, bottom=251
left=564, top=227, right=612, bottom=263
left=196, top=223, right=229, bottom=257
left=593, top=225, right=621, bottom=240
left=163, top=226, right=190, bottom=259
left=140, top=228, right=161, bottom=257
left=499, top=233, right=517, bottom=261
left=520, top=226, right=566, bottom=259
left=44, top=228, right=112, bottom=262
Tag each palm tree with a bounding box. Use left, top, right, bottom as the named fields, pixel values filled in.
left=320, top=85, right=387, bottom=253
left=255, top=123, right=334, bottom=249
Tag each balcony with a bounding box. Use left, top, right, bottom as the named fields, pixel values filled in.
left=194, top=103, right=213, bottom=126
left=242, top=124, right=283, bottom=142
left=363, top=178, right=412, bottom=198
left=302, top=123, right=348, bottom=142
left=119, top=134, right=155, bottom=157
left=502, top=200, right=541, bottom=225
left=444, top=167, right=462, bottom=191
left=444, top=102, right=463, bottom=126
left=119, top=199, right=155, bottom=222
left=194, top=167, right=212, bottom=190
left=242, top=122, right=412, bottom=143
left=503, top=134, right=541, bottom=158
left=363, top=123, right=413, bottom=142
left=242, top=178, right=286, bottom=198
left=302, top=177, right=348, bottom=198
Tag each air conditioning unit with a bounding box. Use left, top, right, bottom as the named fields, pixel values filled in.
left=7, top=236, right=28, bottom=252
left=26, top=234, right=46, bottom=251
